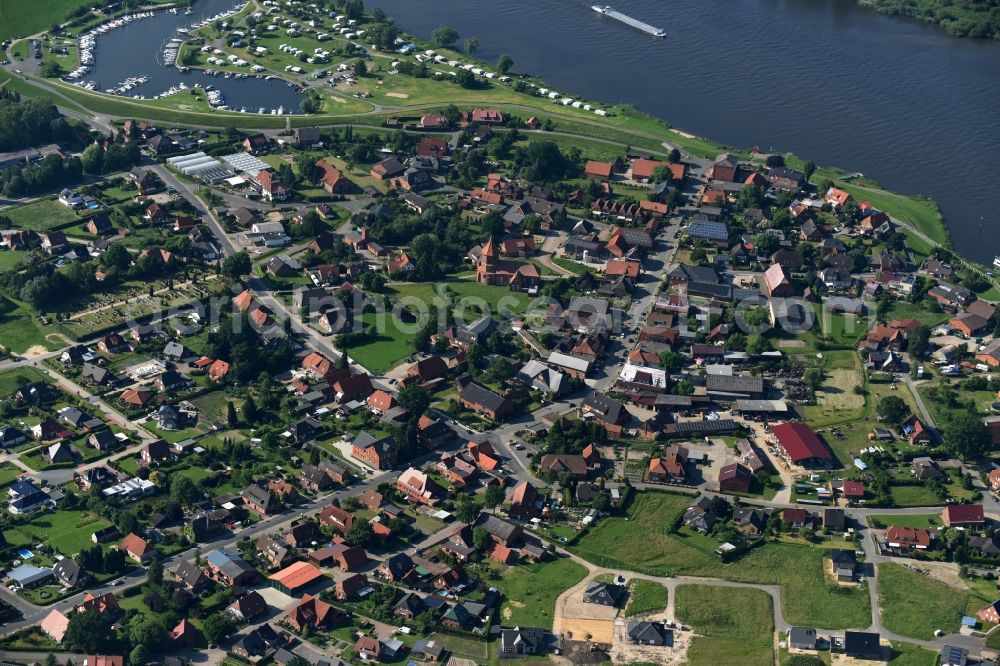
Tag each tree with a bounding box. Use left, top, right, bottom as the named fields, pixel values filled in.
left=347, top=520, right=374, bottom=548
left=129, top=645, right=149, bottom=666
left=908, top=325, right=930, bottom=357
left=472, top=526, right=491, bottom=551
left=354, top=59, right=367, bottom=77
left=431, top=25, right=459, bottom=48
left=658, top=351, right=683, bottom=373
left=397, top=385, right=430, bottom=416
left=243, top=395, right=259, bottom=423
left=454, top=69, right=477, bottom=89
left=753, top=233, right=780, bottom=257
left=226, top=401, right=238, bottom=428
left=803, top=161, right=816, bottom=181
left=946, top=414, right=990, bottom=460
left=81, top=143, right=104, bottom=175
left=803, top=368, right=824, bottom=392
left=202, top=613, right=236, bottom=645
left=496, top=54, right=513, bottom=74
left=876, top=395, right=909, bottom=425
left=464, top=37, right=479, bottom=54
left=147, top=557, right=164, bottom=587
left=668, top=147, right=681, bottom=163
left=170, top=475, right=200, bottom=506
left=483, top=483, right=505, bottom=514
left=221, top=251, right=251, bottom=280
left=651, top=165, right=671, bottom=183
left=64, top=610, right=113, bottom=653
left=455, top=496, right=480, bottom=524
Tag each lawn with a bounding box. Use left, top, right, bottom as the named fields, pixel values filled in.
left=878, top=563, right=992, bottom=640
left=572, top=491, right=712, bottom=574
left=495, top=555, right=588, bottom=628
left=0, top=295, right=65, bottom=354
left=0, top=463, right=21, bottom=488
left=0, top=366, right=50, bottom=397
left=340, top=311, right=420, bottom=374
left=887, top=642, right=939, bottom=666
left=0, top=251, right=29, bottom=272
left=389, top=279, right=534, bottom=317
left=675, top=584, right=774, bottom=666
left=552, top=257, right=589, bottom=275
left=624, top=579, right=669, bottom=617
left=3, top=509, right=113, bottom=556
left=889, top=484, right=944, bottom=507
left=2, top=197, right=81, bottom=232
left=866, top=514, right=941, bottom=529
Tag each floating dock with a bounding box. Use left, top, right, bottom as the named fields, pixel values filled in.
left=591, top=4, right=665, bottom=38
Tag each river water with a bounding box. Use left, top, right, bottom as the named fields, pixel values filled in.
left=375, top=0, right=1000, bottom=264
left=87, top=0, right=302, bottom=114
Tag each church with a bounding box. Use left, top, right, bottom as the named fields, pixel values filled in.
left=475, top=237, right=541, bottom=293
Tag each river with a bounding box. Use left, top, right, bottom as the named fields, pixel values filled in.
left=86, top=0, right=302, bottom=114
left=374, top=0, right=1000, bottom=264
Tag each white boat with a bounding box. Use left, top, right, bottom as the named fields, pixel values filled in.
left=993, top=256, right=1000, bottom=269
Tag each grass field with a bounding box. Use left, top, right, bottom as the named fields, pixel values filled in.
left=878, top=563, right=992, bottom=639
left=888, top=484, right=944, bottom=507
left=340, top=311, right=420, bottom=374
left=3, top=509, right=113, bottom=556
left=0, top=294, right=68, bottom=354
left=675, top=585, right=774, bottom=666
left=3, top=198, right=81, bottom=232
left=887, top=641, right=939, bottom=666
left=0, top=251, right=30, bottom=272
left=495, top=555, right=588, bottom=628
left=0, top=0, right=89, bottom=40
left=0, top=463, right=22, bottom=487
left=837, top=183, right=948, bottom=247
left=574, top=492, right=871, bottom=628
left=625, top=579, right=669, bottom=617
left=572, top=491, right=707, bottom=573
left=0, top=366, right=50, bottom=397
left=866, top=514, right=941, bottom=529
left=572, top=492, right=870, bottom=628
left=389, top=280, right=534, bottom=316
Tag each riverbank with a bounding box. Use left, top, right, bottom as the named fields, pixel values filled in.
left=856, top=0, right=1000, bottom=39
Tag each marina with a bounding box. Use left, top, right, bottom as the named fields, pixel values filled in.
left=73, top=0, right=303, bottom=113
left=591, top=4, right=665, bottom=38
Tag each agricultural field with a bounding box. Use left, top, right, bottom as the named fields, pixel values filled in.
left=675, top=584, right=774, bottom=666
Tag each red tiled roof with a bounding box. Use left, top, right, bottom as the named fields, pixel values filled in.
left=943, top=504, right=985, bottom=525
left=772, top=422, right=831, bottom=462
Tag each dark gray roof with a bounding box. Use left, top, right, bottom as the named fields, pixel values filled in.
left=687, top=219, right=728, bottom=241
left=706, top=374, right=764, bottom=395
left=459, top=381, right=508, bottom=413
left=582, top=391, right=624, bottom=423
left=670, top=264, right=719, bottom=283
